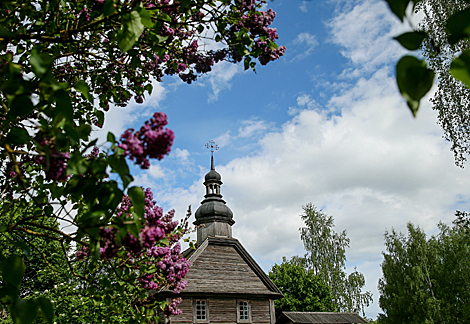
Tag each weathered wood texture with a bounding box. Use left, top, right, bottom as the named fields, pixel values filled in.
left=182, top=244, right=275, bottom=295
left=169, top=298, right=271, bottom=324
left=251, top=300, right=271, bottom=324
left=278, top=312, right=369, bottom=324
left=171, top=298, right=194, bottom=324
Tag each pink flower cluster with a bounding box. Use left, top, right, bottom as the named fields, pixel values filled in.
left=36, top=150, right=70, bottom=181
left=164, top=298, right=183, bottom=316
left=118, top=112, right=174, bottom=169
left=89, top=188, right=190, bottom=303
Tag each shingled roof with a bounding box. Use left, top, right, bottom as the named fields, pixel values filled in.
left=158, top=236, right=283, bottom=299
left=277, top=312, right=368, bottom=324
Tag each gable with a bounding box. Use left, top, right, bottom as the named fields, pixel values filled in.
left=180, top=237, right=282, bottom=297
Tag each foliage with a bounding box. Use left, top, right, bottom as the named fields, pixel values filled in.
left=268, top=256, right=335, bottom=318
left=0, top=0, right=285, bottom=323
left=299, top=203, right=372, bottom=316
left=378, top=221, right=470, bottom=324
left=415, top=0, right=470, bottom=167
left=384, top=0, right=470, bottom=127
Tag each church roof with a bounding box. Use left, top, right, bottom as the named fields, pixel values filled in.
left=160, top=237, right=283, bottom=299
left=277, top=312, right=369, bottom=324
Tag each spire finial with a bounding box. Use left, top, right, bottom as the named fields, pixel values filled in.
left=205, top=140, right=219, bottom=170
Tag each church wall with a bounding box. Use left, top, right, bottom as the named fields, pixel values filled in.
left=251, top=300, right=271, bottom=324
left=168, top=297, right=272, bottom=324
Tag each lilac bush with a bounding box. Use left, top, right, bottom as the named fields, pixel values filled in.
left=0, top=0, right=285, bottom=322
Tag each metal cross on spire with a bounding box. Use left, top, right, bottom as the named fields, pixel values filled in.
left=205, top=140, right=219, bottom=156
left=205, top=140, right=219, bottom=170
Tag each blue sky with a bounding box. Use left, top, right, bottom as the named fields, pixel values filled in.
left=97, top=0, right=470, bottom=319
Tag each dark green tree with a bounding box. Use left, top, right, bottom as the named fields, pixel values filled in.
left=269, top=256, right=335, bottom=318
left=378, top=222, right=470, bottom=323
left=299, top=203, right=372, bottom=315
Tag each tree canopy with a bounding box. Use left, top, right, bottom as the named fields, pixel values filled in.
left=0, top=0, right=285, bottom=323
left=378, top=221, right=470, bottom=324
left=269, top=256, right=335, bottom=318
left=299, top=203, right=372, bottom=316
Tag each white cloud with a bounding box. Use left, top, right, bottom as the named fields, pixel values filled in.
left=93, top=81, right=167, bottom=146
left=292, top=32, right=319, bottom=60
left=299, top=1, right=308, bottom=13
left=174, top=148, right=191, bottom=166
left=148, top=164, right=165, bottom=179
left=238, top=119, right=268, bottom=138
left=214, top=131, right=232, bottom=148
left=327, top=0, right=407, bottom=73
left=206, top=62, right=242, bottom=102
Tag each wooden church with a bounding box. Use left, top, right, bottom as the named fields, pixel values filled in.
left=157, top=155, right=283, bottom=324
left=157, top=153, right=368, bottom=324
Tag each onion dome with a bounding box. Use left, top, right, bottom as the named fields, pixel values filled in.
left=194, top=156, right=235, bottom=243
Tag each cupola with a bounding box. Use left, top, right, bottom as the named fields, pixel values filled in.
left=194, top=141, right=234, bottom=243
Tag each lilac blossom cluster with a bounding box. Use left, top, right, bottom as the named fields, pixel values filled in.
left=118, top=112, right=174, bottom=169
left=77, top=187, right=191, bottom=315
left=36, top=149, right=70, bottom=181
left=55, top=0, right=285, bottom=111
left=231, top=8, right=287, bottom=66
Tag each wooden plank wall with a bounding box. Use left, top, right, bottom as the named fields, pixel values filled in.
left=169, top=298, right=271, bottom=324
left=171, top=298, right=193, bottom=324
left=252, top=300, right=271, bottom=324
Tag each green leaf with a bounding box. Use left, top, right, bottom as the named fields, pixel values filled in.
left=6, top=127, right=31, bottom=145
left=107, top=131, right=116, bottom=143
left=179, top=0, right=191, bottom=9
left=11, top=298, right=39, bottom=324
left=54, top=89, right=73, bottom=121
left=2, top=255, right=25, bottom=287
left=0, top=26, right=14, bottom=37
left=131, top=55, right=141, bottom=69
left=76, top=124, right=92, bottom=140
left=9, top=95, right=34, bottom=118
left=121, top=174, right=133, bottom=189
left=10, top=241, right=31, bottom=257
left=450, top=49, right=470, bottom=89
left=30, top=49, right=53, bottom=77
left=96, top=110, right=105, bottom=127
left=37, top=297, right=54, bottom=324
left=446, top=8, right=470, bottom=45
left=74, top=80, right=92, bottom=102
left=137, top=7, right=154, bottom=28
left=394, top=31, right=427, bottom=51
left=64, top=125, right=80, bottom=143
left=396, top=55, right=435, bottom=117
left=103, top=0, right=116, bottom=16
left=108, top=155, right=130, bottom=175
left=128, top=186, right=145, bottom=220
left=118, top=10, right=145, bottom=53
left=384, top=0, right=410, bottom=21
left=244, top=56, right=251, bottom=71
